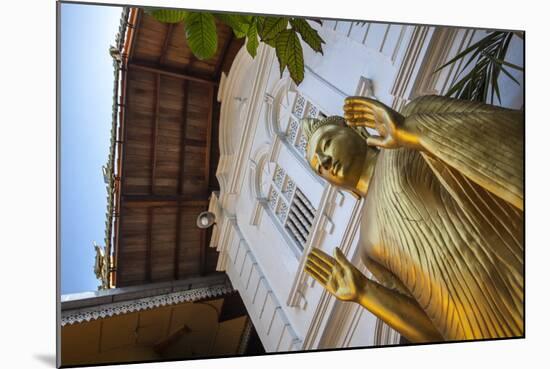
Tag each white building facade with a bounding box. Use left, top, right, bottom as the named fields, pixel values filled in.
left=208, top=20, right=524, bottom=352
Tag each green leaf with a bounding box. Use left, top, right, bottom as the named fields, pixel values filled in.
left=440, top=30, right=523, bottom=104
left=263, top=37, right=277, bottom=48
left=260, top=17, right=288, bottom=42
left=214, top=13, right=250, bottom=38
left=290, top=18, right=325, bottom=54
left=255, top=16, right=266, bottom=33
left=276, top=30, right=305, bottom=84
left=489, top=64, right=501, bottom=104
left=246, top=22, right=259, bottom=58
left=435, top=32, right=503, bottom=72
left=184, top=12, right=218, bottom=60
left=493, top=61, right=521, bottom=85
left=145, top=8, right=188, bottom=23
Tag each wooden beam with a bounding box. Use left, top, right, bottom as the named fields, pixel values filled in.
left=122, top=200, right=209, bottom=208
left=151, top=73, right=160, bottom=194
left=154, top=324, right=191, bottom=355
left=128, top=63, right=218, bottom=86
left=184, top=138, right=207, bottom=147
left=179, top=80, right=188, bottom=195
left=199, top=229, right=207, bottom=276
left=122, top=194, right=208, bottom=204
left=215, top=33, right=234, bottom=79
left=174, top=207, right=182, bottom=280
left=146, top=207, right=153, bottom=282
left=128, top=9, right=142, bottom=62
left=174, top=81, right=188, bottom=280
left=159, top=24, right=175, bottom=66
left=204, top=85, right=215, bottom=194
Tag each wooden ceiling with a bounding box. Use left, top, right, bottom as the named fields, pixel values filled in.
left=114, top=9, right=243, bottom=287
left=61, top=298, right=248, bottom=365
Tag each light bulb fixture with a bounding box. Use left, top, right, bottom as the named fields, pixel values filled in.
left=196, top=211, right=216, bottom=229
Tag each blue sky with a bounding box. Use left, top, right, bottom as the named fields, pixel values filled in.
left=61, top=3, right=122, bottom=294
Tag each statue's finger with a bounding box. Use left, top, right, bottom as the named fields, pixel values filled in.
left=343, top=109, right=375, bottom=120
left=334, top=247, right=349, bottom=266
left=305, top=265, right=328, bottom=285
left=343, top=110, right=375, bottom=119
left=310, top=248, right=337, bottom=266
left=345, top=96, right=375, bottom=106
left=345, top=116, right=376, bottom=126
left=308, top=253, right=333, bottom=275
left=305, top=258, right=330, bottom=279
left=343, top=104, right=375, bottom=114
left=346, top=118, right=376, bottom=129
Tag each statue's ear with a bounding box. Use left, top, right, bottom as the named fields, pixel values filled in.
left=347, top=123, right=380, bottom=152
left=300, top=117, right=321, bottom=141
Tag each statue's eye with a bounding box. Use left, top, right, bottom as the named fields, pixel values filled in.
left=323, top=139, right=331, bottom=151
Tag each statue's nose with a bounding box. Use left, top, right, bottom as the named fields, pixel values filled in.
left=318, top=153, right=332, bottom=170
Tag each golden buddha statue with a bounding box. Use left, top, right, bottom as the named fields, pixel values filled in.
left=302, top=95, right=523, bottom=343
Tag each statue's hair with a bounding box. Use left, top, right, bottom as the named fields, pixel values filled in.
left=300, top=116, right=346, bottom=141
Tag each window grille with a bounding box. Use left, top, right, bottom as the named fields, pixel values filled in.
left=267, top=164, right=317, bottom=251
left=284, top=92, right=327, bottom=159
left=285, top=188, right=316, bottom=249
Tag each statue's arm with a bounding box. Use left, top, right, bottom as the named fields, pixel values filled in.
left=357, top=277, right=444, bottom=342
left=305, top=248, right=443, bottom=343
left=363, top=257, right=412, bottom=298
left=344, top=96, right=524, bottom=210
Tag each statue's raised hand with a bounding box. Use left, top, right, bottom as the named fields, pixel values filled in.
left=305, top=247, right=367, bottom=302
left=343, top=96, right=406, bottom=149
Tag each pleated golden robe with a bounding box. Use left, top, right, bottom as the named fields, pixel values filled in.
left=362, top=96, right=524, bottom=340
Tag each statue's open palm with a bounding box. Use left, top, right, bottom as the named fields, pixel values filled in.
left=343, top=96, right=404, bottom=149
left=305, top=247, right=366, bottom=302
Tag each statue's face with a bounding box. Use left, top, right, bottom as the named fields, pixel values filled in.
left=306, top=124, right=367, bottom=191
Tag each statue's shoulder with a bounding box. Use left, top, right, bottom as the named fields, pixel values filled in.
left=375, top=148, right=430, bottom=191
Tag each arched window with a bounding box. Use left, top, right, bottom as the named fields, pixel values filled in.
left=259, top=161, right=317, bottom=253
left=281, top=87, right=327, bottom=158
left=259, top=79, right=329, bottom=255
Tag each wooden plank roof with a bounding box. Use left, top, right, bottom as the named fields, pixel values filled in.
left=106, top=8, right=243, bottom=287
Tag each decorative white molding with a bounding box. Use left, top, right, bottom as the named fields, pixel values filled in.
left=264, top=77, right=293, bottom=139
left=374, top=319, right=401, bottom=346
left=318, top=299, right=364, bottom=349
left=390, top=25, right=434, bottom=111
left=249, top=144, right=271, bottom=200
left=61, top=283, right=234, bottom=326
left=219, top=217, right=303, bottom=352
left=217, top=72, right=227, bottom=103
left=268, top=136, right=283, bottom=164
left=410, top=27, right=460, bottom=98
left=249, top=200, right=264, bottom=226
left=208, top=193, right=222, bottom=249
left=227, top=45, right=277, bottom=197
left=218, top=49, right=255, bottom=156
left=355, top=76, right=375, bottom=97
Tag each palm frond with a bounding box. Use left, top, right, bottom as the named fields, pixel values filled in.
left=437, top=31, right=523, bottom=103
